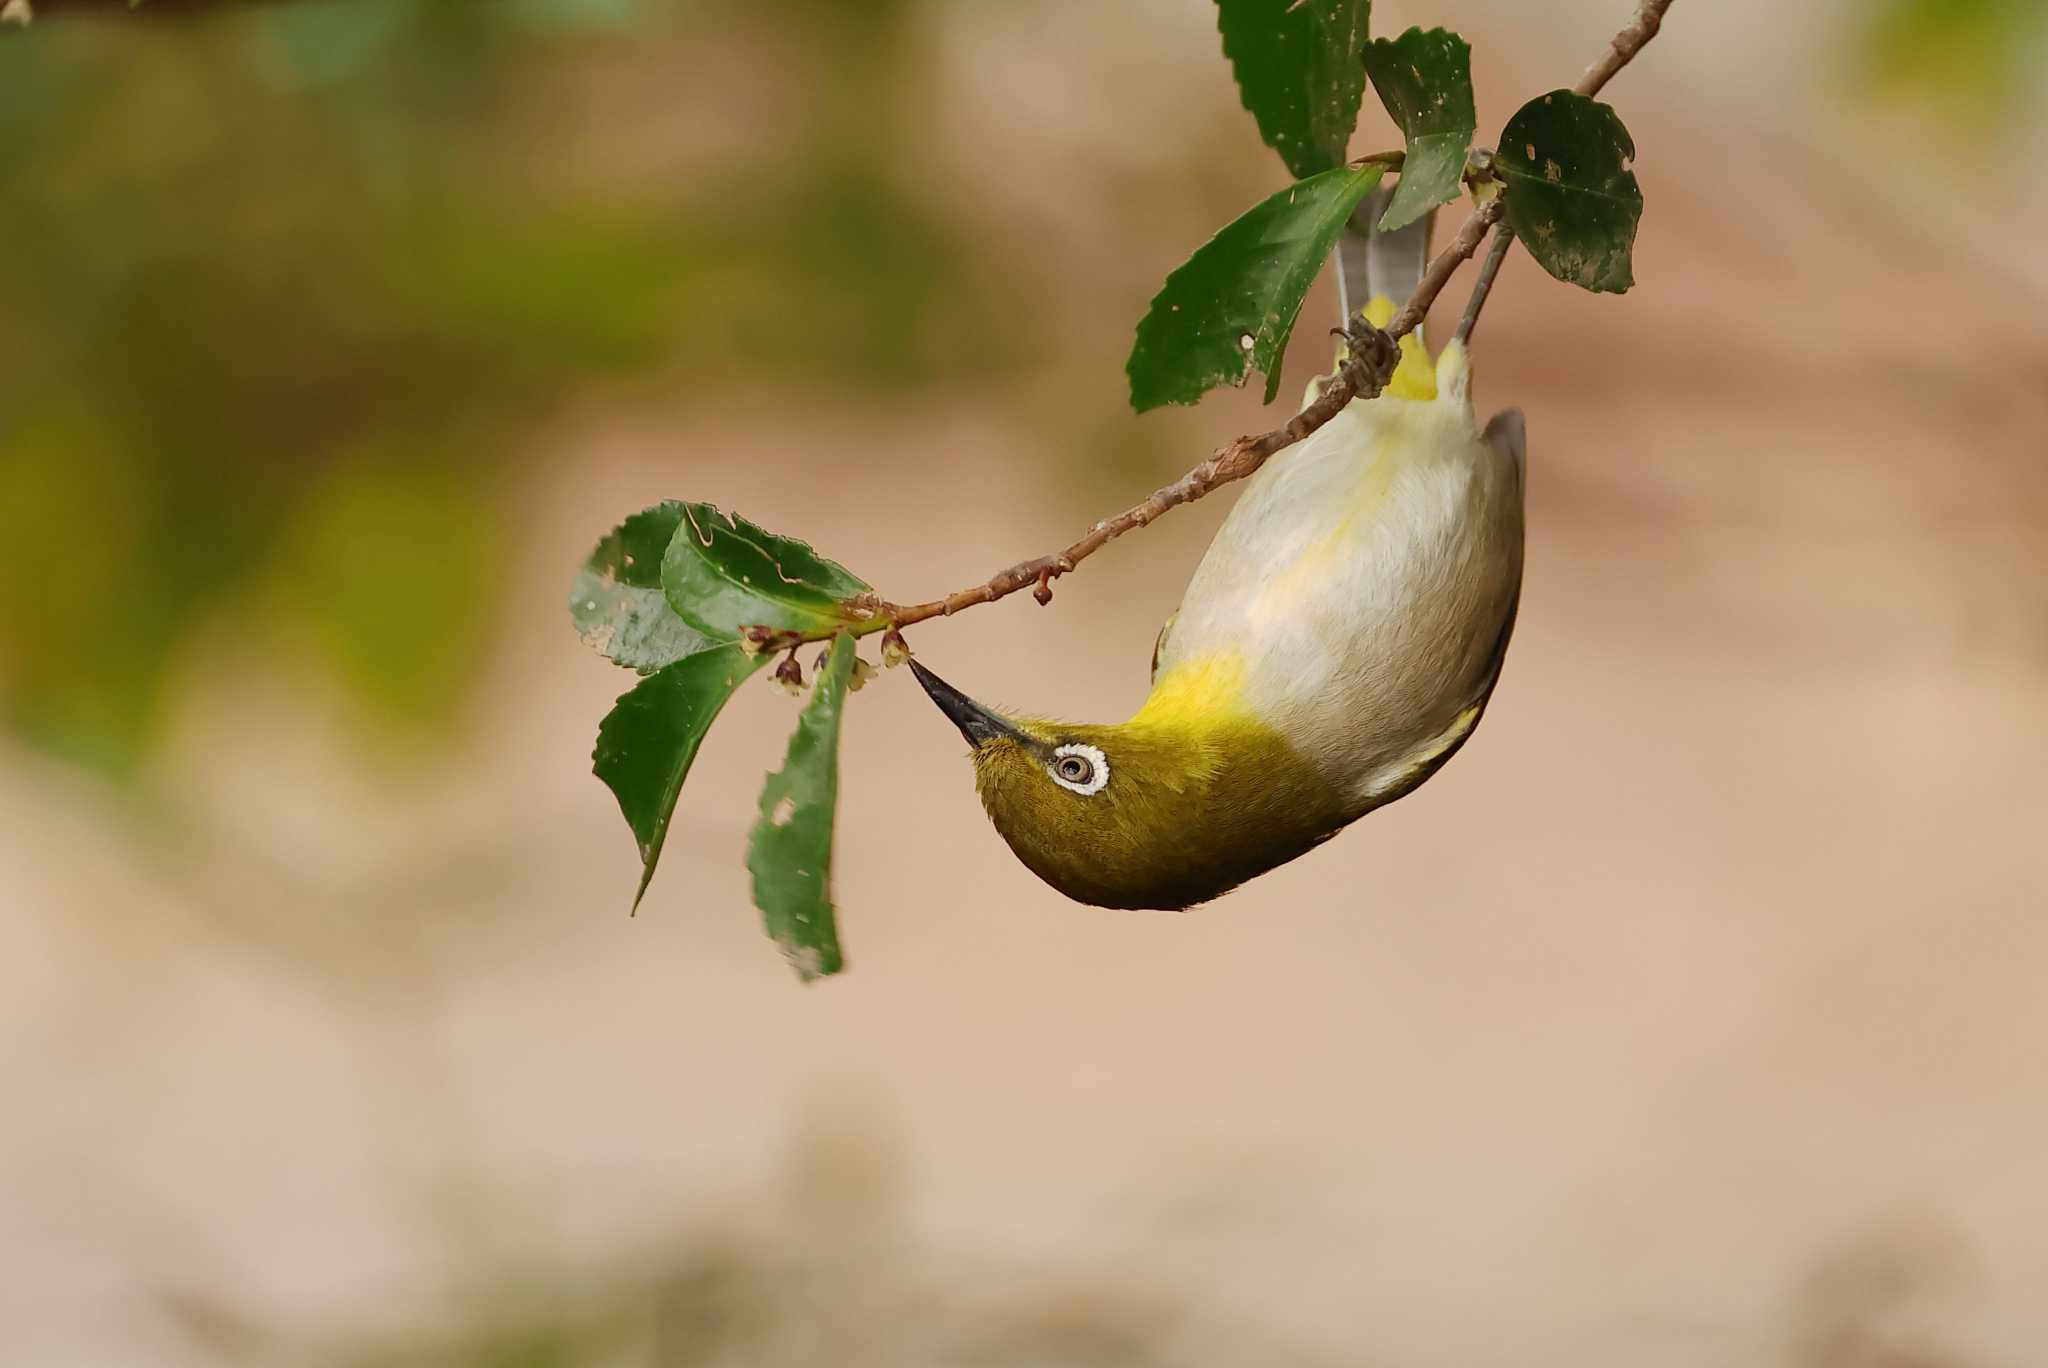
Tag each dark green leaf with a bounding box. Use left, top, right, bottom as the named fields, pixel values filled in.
left=1497, top=90, right=1642, bottom=293
left=594, top=643, right=770, bottom=912
left=661, top=503, right=874, bottom=639
left=1363, top=27, right=1476, bottom=232
left=571, top=501, right=715, bottom=673
left=1128, top=165, right=1385, bottom=410
left=1217, top=0, right=1373, bottom=179
left=748, top=633, right=856, bottom=981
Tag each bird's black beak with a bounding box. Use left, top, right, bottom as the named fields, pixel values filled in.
left=909, top=660, right=1021, bottom=748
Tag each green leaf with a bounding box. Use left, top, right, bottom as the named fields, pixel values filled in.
left=1217, top=0, right=1373, bottom=179
left=1497, top=90, right=1642, bottom=293
left=593, top=643, right=771, bottom=912
left=660, top=502, right=874, bottom=639
left=1363, top=26, right=1476, bottom=232
left=1127, top=164, right=1385, bottom=410
left=747, top=633, right=856, bottom=981
left=571, top=501, right=715, bottom=673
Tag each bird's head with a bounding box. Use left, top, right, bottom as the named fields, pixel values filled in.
left=909, top=659, right=1343, bottom=911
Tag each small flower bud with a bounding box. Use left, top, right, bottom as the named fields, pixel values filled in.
left=772, top=653, right=805, bottom=696
left=849, top=656, right=877, bottom=693
left=880, top=628, right=910, bottom=668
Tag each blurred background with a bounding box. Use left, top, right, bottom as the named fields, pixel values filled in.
left=3, top=0, right=2045, bottom=1364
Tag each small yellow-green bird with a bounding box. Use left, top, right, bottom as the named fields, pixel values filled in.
left=912, top=203, right=1524, bottom=910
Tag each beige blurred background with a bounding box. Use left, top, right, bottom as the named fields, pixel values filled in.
left=3, top=1, right=2046, bottom=1364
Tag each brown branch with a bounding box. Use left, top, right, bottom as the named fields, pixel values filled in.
left=1454, top=221, right=1517, bottom=345
left=1576, top=0, right=1673, bottom=99
left=863, top=0, right=1675, bottom=636
left=1384, top=197, right=1505, bottom=344
left=867, top=326, right=1402, bottom=628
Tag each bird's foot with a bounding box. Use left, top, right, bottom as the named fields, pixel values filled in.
left=1331, top=318, right=1400, bottom=396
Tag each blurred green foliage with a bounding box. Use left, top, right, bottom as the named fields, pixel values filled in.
left=1851, top=0, right=2048, bottom=130
left=0, top=0, right=1007, bottom=778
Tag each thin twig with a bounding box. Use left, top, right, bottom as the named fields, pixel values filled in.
left=1575, top=0, right=1672, bottom=99
left=1454, top=222, right=1515, bottom=345
left=1384, top=198, right=1504, bottom=344
left=861, top=0, right=1675, bottom=635
left=863, top=327, right=1402, bottom=628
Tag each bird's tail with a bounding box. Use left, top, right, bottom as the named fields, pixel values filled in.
left=1332, top=188, right=1438, bottom=401
left=1333, top=186, right=1434, bottom=341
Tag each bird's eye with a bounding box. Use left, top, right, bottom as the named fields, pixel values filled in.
left=1047, top=742, right=1109, bottom=796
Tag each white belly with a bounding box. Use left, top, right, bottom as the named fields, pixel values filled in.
left=1157, top=357, right=1524, bottom=807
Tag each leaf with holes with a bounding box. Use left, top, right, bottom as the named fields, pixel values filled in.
left=1363, top=26, right=1475, bottom=232
left=1217, top=0, right=1374, bottom=179
left=1128, top=164, right=1385, bottom=410
left=1497, top=90, right=1642, bottom=293
left=571, top=501, right=715, bottom=672
left=594, top=643, right=771, bottom=911
left=661, top=503, right=875, bottom=639
left=748, top=633, right=855, bottom=981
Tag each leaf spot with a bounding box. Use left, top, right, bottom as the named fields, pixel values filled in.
left=770, top=796, right=796, bottom=827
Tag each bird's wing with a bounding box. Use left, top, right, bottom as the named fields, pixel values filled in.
left=1483, top=407, right=1526, bottom=484
left=1333, top=186, right=1435, bottom=340
left=1359, top=572, right=1522, bottom=808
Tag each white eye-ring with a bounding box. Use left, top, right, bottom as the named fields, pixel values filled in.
left=1047, top=742, right=1109, bottom=796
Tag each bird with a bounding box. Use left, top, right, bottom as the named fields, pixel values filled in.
left=910, top=197, right=1525, bottom=911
